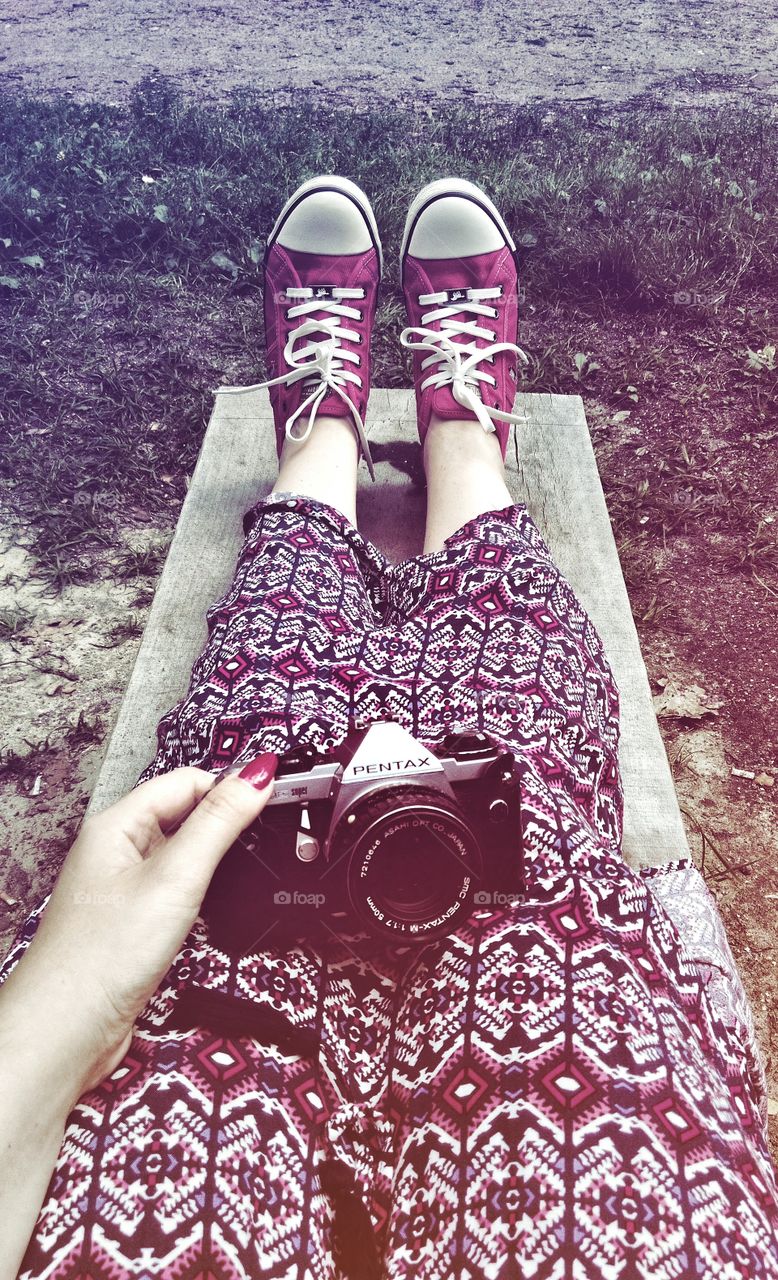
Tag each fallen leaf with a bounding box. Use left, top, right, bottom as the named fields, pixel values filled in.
left=653, top=682, right=724, bottom=721
left=210, top=251, right=240, bottom=278
left=755, top=772, right=775, bottom=787
left=43, top=675, right=77, bottom=697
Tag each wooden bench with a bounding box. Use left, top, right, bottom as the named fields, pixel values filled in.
left=85, top=389, right=690, bottom=870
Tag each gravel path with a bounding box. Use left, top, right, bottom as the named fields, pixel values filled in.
left=1, top=0, right=776, bottom=108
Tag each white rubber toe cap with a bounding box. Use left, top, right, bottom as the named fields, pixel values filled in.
left=402, top=178, right=516, bottom=261
left=275, top=190, right=374, bottom=256
left=406, top=196, right=505, bottom=259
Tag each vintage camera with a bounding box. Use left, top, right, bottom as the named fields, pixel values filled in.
left=202, top=720, right=523, bottom=953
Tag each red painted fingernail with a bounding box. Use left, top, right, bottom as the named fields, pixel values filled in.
left=237, top=752, right=279, bottom=790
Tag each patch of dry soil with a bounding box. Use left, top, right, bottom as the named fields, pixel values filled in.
left=0, top=519, right=171, bottom=918
left=1, top=0, right=777, bottom=111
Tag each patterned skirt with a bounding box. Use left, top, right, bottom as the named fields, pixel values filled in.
left=4, top=491, right=777, bottom=1279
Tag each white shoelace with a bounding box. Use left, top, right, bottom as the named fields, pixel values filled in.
left=400, top=286, right=529, bottom=439
left=216, top=285, right=376, bottom=481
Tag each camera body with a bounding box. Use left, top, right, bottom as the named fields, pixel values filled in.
left=203, top=720, right=523, bottom=953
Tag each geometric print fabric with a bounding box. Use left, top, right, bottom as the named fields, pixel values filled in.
left=2, top=491, right=776, bottom=1279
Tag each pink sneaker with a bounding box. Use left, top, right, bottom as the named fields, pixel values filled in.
left=218, top=175, right=382, bottom=481
left=400, top=178, right=529, bottom=461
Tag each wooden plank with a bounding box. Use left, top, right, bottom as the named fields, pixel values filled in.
left=85, top=389, right=690, bottom=870
left=510, top=394, right=691, bottom=869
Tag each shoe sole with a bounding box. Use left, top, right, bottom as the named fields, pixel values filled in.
left=266, top=174, right=384, bottom=277
left=400, top=176, right=517, bottom=273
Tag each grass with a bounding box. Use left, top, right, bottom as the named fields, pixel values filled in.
left=0, top=604, right=34, bottom=639
left=714, top=516, right=778, bottom=597
left=0, top=713, right=106, bottom=787
left=65, top=710, right=105, bottom=748
left=95, top=615, right=145, bottom=645
left=0, top=737, right=55, bottom=785
left=0, top=78, right=776, bottom=588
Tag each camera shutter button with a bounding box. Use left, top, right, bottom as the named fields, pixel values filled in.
left=296, top=836, right=320, bottom=862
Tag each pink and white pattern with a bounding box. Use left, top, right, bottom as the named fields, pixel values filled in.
left=3, top=491, right=777, bottom=1279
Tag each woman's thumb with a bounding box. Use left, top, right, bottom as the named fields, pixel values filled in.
left=157, top=753, right=278, bottom=892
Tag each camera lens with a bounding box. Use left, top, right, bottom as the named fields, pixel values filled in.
left=333, top=785, right=483, bottom=942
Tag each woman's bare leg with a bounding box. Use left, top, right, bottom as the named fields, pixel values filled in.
left=268, top=409, right=512, bottom=550
left=269, top=415, right=360, bottom=527
left=422, top=412, right=513, bottom=555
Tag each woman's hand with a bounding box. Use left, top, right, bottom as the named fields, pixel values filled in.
left=0, top=758, right=276, bottom=1277
left=0, top=757, right=278, bottom=1106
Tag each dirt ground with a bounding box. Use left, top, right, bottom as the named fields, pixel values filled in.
left=1, top=0, right=777, bottom=110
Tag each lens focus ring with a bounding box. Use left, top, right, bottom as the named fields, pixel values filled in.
left=331, top=784, right=482, bottom=941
